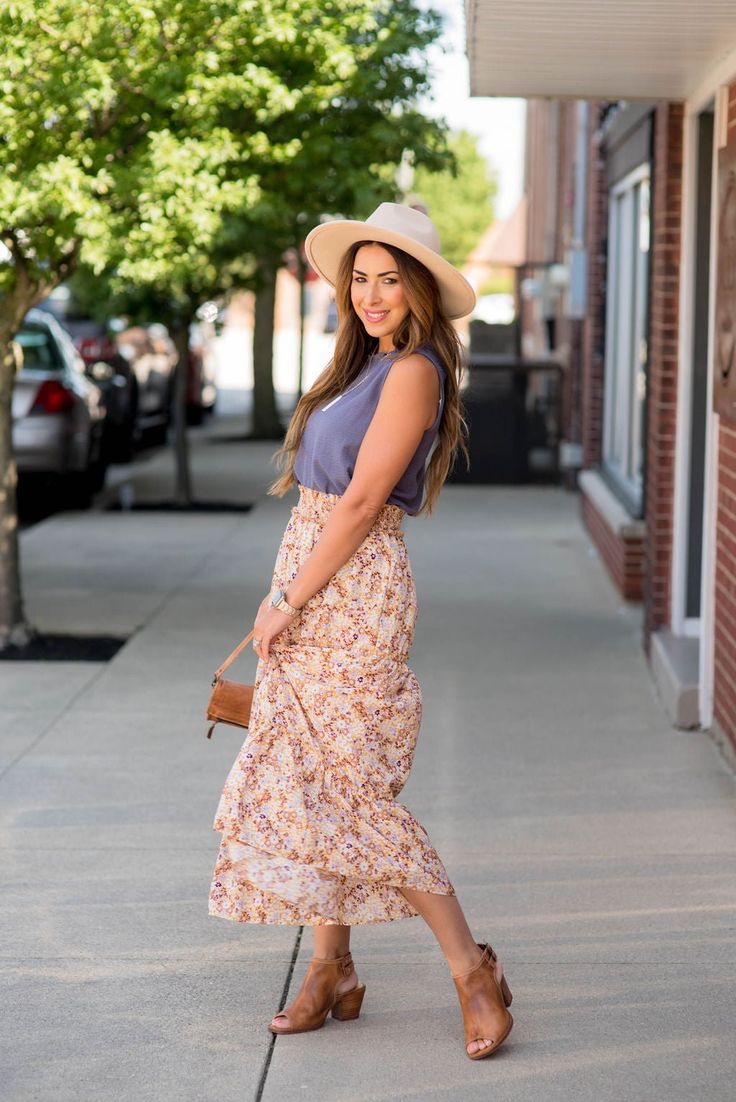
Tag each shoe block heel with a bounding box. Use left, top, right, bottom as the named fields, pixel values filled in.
left=332, top=983, right=366, bottom=1021
left=500, top=974, right=513, bottom=1007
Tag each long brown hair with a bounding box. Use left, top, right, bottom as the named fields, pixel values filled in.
left=269, top=239, right=468, bottom=515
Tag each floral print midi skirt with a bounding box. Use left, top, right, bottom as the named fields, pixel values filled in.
left=208, top=485, right=454, bottom=925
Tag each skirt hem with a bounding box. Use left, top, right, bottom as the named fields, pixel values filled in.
left=207, top=884, right=456, bottom=927
left=209, top=837, right=455, bottom=926
left=207, top=908, right=425, bottom=927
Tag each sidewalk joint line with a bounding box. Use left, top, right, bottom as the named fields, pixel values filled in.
left=255, top=925, right=303, bottom=1102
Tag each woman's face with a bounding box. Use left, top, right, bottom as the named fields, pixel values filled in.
left=350, top=244, right=409, bottom=349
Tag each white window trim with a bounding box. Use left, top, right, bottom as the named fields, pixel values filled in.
left=671, top=108, right=705, bottom=642
left=602, top=162, right=651, bottom=510
left=673, top=81, right=732, bottom=731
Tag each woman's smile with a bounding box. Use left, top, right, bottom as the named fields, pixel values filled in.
left=351, top=243, right=410, bottom=350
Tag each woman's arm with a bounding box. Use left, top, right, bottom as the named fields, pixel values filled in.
left=253, top=353, right=440, bottom=658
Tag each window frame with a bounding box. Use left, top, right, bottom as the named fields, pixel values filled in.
left=602, top=161, right=651, bottom=515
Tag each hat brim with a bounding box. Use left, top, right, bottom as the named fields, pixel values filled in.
left=304, top=220, right=477, bottom=321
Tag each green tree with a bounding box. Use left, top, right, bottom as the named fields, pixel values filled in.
left=217, top=0, right=452, bottom=437
left=0, top=0, right=339, bottom=645
left=412, top=130, right=497, bottom=268
left=0, top=0, right=453, bottom=646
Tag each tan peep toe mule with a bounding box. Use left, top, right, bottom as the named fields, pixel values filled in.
left=268, top=950, right=366, bottom=1035
left=452, top=942, right=514, bottom=1060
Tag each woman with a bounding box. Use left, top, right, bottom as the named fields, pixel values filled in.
left=209, top=203, right=513, bottom=1060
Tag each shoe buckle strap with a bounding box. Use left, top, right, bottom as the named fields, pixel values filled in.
left=481, top=943, right=496, bottom=964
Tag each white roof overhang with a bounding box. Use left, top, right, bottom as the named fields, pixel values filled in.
left=466, top=0, right=736, bottom=100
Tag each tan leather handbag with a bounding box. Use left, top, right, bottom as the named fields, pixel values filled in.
left=206, top=629, right=256, bottom=738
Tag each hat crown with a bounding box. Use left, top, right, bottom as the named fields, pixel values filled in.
left=365, top=203, right=440, bottom=256
left=303, top=200, right=476, bottom=319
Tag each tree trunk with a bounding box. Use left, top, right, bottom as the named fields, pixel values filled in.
left=0, top=327, right=32, bottom=648
left=170, top=316, right=194, bottom=507
left=251, top=263, right=283, bottom=439
left=0, top=245, right=77, bottom=648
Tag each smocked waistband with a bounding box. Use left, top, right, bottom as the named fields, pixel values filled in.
left=293, top=485, right=405, bottom=532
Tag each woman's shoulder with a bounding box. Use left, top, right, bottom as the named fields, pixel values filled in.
left=385, top=341, right=442, bottom=412
left=388, top=344, right=444, bottom=379
left=388, top=342, right=445, bottom=373
left=414, top=341, right=449, bottom=376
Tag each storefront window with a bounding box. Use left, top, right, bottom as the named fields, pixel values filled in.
left=603, top=165, right=650, bottom=512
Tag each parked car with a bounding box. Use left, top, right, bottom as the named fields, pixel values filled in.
left=186, top=316, right=218, bottom=424
left=472, top=293, right=516, bottom=326
left=35, top=291, right=218, bottom=447
left=62, top=318, right=139, bottom=462
left=12, top=309, right=107, bottom=506
left=36, top=298, right=176, bottom=452
left=98, top=321, right=177, bottom=448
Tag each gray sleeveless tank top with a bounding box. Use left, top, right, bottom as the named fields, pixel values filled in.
left=293, top=342, right=446, bottom=515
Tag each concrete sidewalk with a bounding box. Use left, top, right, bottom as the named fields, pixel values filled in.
left=1, top=418, right=735, bottom=1101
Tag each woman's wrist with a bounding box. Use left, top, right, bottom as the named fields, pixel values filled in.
left=274, top=586, right=304, bottom=612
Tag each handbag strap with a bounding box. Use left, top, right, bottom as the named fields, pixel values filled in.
left=213, top=629, right=256, bottom=682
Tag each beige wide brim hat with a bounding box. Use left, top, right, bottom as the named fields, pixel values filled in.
left=304, top=202, right=477, bottom=320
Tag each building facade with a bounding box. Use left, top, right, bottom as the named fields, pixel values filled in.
left=466, top=1, right=736, bottom=752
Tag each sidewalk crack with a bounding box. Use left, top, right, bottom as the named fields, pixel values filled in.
left=255, top=925, right=303, bottom=1102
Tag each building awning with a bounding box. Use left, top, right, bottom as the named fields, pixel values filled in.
left=466, top=0, right=736, bottom=100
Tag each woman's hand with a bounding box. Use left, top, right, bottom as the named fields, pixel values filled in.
left=252, top=593, right=294, bottom=660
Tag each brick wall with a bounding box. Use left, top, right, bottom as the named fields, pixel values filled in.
left=526, top=99, right=559, bottom=263
left=578, top=103, right=647, bottom=599
left=581, top=493, right=645, bottom=599
left=642, top=102, right=684, bottom=654
left=712, top=82, right=736, bottom=747
left=581, top=104, right=608, bottom=468
left=556, top=103, right=583, bottom=471
left=522, top=101, right=585, bottom=476
left=521, top=100, right=558, bottom=354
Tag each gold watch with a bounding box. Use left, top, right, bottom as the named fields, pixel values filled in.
left=271, top=588, right=301, bottom=617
